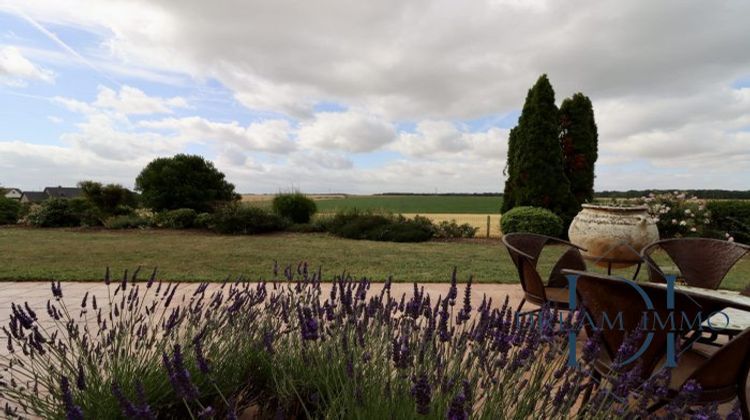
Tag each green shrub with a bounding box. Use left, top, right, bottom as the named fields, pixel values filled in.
left=194, top=212, right=214, bottom=229
left=0, top=197, right=21, bottom=225
left=434, top=219, right=479, bottom=239
left=322, top=210, right=434, bottom=242
left=212, top=204, right=288, bottom=234
left=26, top=198, right=81, bottom=227
left=272, top=192, right=317, bottom=223
left=155, top=208, right=198, bottom=229
left=706, top=200, right=750, bottom=243
left=67, top=197, right=103, bottom=227
left=79, top=180, right=137, bottom=216
left=104, top=214, right=151, bottom=229
left=500, top=206, right=563, bottom=237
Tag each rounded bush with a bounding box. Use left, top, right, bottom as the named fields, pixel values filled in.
left=500, top=206, right=563, bottom=237
left=0, top=197, right=21, bottom=225
left=155, top=208, right=198, bottom=229
left=135, top=154, right=238, bottom=212
left=212, top=204, right=288, bottom=234
left=272, top=193, right=317, bottom=224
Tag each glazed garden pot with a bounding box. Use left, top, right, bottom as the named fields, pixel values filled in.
left=568, top=204, right=659, bottom=268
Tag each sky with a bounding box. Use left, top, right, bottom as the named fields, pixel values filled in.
left=1, top=0, right=749, bottom=194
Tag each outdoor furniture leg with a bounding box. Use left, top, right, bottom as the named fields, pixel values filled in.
left=515, top=298, right=526, bottom=313
left=631, top=262, right=642, bottom=280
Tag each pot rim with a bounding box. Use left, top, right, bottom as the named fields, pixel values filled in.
left=581, top=204, right=649, bottom=212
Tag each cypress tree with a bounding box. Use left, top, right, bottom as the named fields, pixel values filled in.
left=559, top=93, right=598, bottom=205
left=501, top=75, right=579, bottom=227
left=501, top=127, right=519, bottom=213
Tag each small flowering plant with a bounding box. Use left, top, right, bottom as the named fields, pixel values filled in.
left=638, top=191, right=712, bottom=238
left=0, top=265, right=735, bottom=418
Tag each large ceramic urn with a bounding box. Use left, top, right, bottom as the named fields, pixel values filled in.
left=568, top=204, right=659, bottom=267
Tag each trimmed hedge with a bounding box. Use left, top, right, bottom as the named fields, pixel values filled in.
left=500, top=206, right=563, bottom=237
left=272, top=193, right=317, bottom=224
left=706, top=200, right=750, bottom=243
left=212, top=204, right=288, bottom=234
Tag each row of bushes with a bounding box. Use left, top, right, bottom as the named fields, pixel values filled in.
left=4, top=195, right=478, bottom=242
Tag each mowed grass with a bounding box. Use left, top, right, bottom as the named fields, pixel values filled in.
left=0, top=228, right=747, bottom=291
left=314, top=195, right=503, bottom=214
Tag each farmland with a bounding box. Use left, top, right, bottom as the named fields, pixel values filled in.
left=243, top=194, right=503, bottom=214
left=1, top=227, right=748, bottom=290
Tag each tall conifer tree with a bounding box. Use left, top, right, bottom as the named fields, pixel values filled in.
left=501, top=75, right=579, bottom=226
left=559, top=93, right=598, bottom=205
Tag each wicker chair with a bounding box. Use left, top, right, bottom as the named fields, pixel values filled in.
left=502, top=233, right=587, bottom=312
left=567, top=270, right=749, bottom=418
left=642, top=238, right=750, bottom=290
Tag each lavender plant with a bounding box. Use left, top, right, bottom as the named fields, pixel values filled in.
left=0, top=264, right=736, bottom=419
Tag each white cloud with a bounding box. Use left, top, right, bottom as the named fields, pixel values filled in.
left=92, top=85, right=187, bottom=115
left=394, top=121, right=508, bottom=161
left=139, top=117, right=296, bottom=153
left=0, top=45, right=54, bottom=86
left=297, top=111, right=396, bottom=153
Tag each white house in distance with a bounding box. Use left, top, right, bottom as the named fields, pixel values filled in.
left=2, top=188, right=22, bottom=200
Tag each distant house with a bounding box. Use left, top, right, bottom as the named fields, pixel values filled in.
left=2, top=188, right=22, bottom=200
left=43, top=186, right=83, bottom=199
left=20, top=191, right=49, bottom=204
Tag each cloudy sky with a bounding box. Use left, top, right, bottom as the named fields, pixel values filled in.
left=1, top=0, right=749, bottom=193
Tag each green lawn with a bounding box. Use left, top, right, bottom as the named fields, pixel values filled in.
left=0, top=227, right=747, bottom=291
left=314, top=195, right=503, bottom=214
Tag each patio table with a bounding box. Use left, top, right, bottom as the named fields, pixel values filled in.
left=649, top=282, right=750, bottom=332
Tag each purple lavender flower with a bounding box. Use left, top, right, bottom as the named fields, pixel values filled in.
left=581, top=333, right=601, bottom=364
left=447, top=267, right=458, bottom=305
left=50, top=280, right=64, bottom=299
left=447, top=389, right=468, bottom=420
left=193, top=337, right=210, bottom=375
left=111, top=382, right=139, bottom=418
left=457, top=277, right=472, bottom=324
left=76, top=361, right=86, bottom=390
left=411, top=373, right=432, bottom=415
left=297, top=306, right=319, bottom=341
left=263, top=329, right=275, bottom=354
left=60, top=376, right=84, bottom=420
left=163, top=345, right=200, bottom=401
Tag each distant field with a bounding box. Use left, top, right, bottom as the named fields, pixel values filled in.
left=314, top=195, right=503, bottom=214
